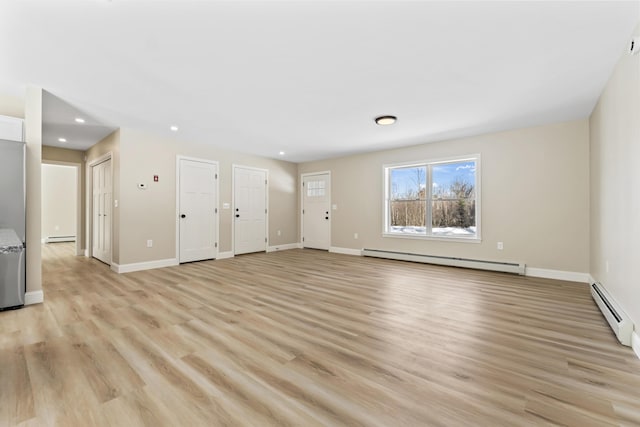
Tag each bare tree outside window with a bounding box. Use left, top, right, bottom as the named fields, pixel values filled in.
left=387, top=159, right=477, bottom=238
left=389, top=166, right=426, bottom=232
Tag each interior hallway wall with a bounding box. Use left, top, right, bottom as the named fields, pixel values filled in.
left=589, top=21, right=640, bottom=329
left=41, top=164, right=77, bottom=241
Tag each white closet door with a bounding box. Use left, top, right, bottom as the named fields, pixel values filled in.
left=179, top=159, right=217, bottom=263
left=92, top=159, right=111, bottom=265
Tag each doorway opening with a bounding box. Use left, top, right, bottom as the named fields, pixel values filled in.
left=41, top=162, right=82, bottom=256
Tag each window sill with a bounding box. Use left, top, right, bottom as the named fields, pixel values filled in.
left=382, top=232, right=481, bottom=243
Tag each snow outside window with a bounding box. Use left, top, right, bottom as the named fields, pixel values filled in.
left=384, top=156, right=480, bottom=240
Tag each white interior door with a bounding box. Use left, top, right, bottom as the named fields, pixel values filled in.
left=92, top=159, right=112, bottom=264
left=234, top=166, right=267, bottom=255
left=179, top=159, right=218, bottom=263
left=302, top=173, right=331, bottom=250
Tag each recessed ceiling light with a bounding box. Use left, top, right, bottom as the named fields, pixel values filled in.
left=74, top=118, right=85, bottom=123
left=170, top=125, right=179, bottom=132
left=375, top=115, right=397, bottom=126
left=279, top=151, right=285, bottom=156
left=58, top=138, right=67, bottom=143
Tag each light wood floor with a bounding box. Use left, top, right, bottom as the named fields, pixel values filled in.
left=1, top=243, right=639, bottom=426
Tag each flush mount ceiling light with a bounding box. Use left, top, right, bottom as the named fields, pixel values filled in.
left=58, top=137, right=67, bottom=143
left=170, top=125, right=179, bottom=132
left=74, top=117, right=85, bottom=123
left=375, top=115, right=397, bottom=126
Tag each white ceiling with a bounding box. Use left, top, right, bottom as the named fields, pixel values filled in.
left=1, top=1, right=638, bottom=162
left=42, top=91, right=118, bottom=151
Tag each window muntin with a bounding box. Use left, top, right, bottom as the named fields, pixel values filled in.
left=385, top=157, right=479, bottom=240
left=307, top=180, right=326, bottom=197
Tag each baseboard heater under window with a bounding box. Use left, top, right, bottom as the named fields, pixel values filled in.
left=590, top=282, right=632, bottom=346
left=361, top=249, right=525, bottom=275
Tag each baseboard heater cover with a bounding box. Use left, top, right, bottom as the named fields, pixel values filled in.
left=45, top=236, right=76, bottom=243
left=361, top=249, right=525, bottom=275
left=590, top=282, right=632, bottom=346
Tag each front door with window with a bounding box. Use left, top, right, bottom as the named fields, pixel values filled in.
left=302, top=173, right=331, bottom=250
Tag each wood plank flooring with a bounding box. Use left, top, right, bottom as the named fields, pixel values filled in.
left=1, top=242, right=639, bottom=426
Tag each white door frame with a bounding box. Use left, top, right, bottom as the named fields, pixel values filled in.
left=175, top=155, right=220, bottom=262
left=232, top=164, right=269, bottom=255
left=86, top=152, right=113, bottom=264
left=300, top=171, right=332, bottom=249
left=41, top=160, right=83, bottom=256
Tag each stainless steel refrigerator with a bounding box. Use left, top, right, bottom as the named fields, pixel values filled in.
left=0, top=138, right=26, bottom=310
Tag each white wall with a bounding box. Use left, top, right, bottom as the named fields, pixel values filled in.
left=84, top=128, right=298, bottom=267
left=41, top=164, right=77, bottom=240
left=589, top=21, right=640, bottom=328
left=299, top=119, right=590, bottom=276
left=24, top=86, right=42, bottom=294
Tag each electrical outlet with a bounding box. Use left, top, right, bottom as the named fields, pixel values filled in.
left=497, top=242, right=503, bottom=250
left=147, top=240, right=153, bottom=248
left=354, top=233, right=358, bottom=239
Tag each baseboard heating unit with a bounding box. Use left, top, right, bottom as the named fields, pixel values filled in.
left=361, top=249, right=525, bottom=275
left=590, top=282, right=632, bottom=346
left=45, top=236, right=76, bottom=243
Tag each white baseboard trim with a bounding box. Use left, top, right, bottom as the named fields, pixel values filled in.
left=25, top=290, right=44, bottom=305
left=84, top=249, right=89, bottom=257
left=632, top=331, right=640, bottom=360
left=76, top=247, right=84, bottom=256
left=111, top=258, right=178, bottom=274
left=216, top=251, right=234, bottom=260
left=525, top=267, right=589, bottom=283
left=267, top=243, right=300, bottom=252
left=329, top=246, right=362, bottom=256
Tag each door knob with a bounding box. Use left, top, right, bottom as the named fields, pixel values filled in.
left=235, top=214, right=240, bottom=218
left=325, top=216, right=329, bottom=220
left=180, top=214, right=186, bottom=218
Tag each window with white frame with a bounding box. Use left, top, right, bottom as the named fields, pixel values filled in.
left=384, top=156, right=480, bottom=240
